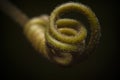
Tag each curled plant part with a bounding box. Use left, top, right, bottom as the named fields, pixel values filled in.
left=0, top=0, right=101, bottom=66
left=24, top=2, right=101, bottom=66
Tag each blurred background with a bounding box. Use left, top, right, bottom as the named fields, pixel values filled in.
left=0, top=0, right=118, bottom=80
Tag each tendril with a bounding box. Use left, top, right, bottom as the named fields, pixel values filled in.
left=0, top=1, right=101, bottom=66
left=24, top=2, right=101, bottom=66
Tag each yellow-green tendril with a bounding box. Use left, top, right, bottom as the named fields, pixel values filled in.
left=24, top=2, right=100, bottom=66
left=0, top=0, right=100, bottom=66
left=48, top=2, right=100, bottom=54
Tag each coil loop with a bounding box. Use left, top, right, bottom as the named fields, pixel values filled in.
left=46, top=18, right=87, bottom=52
left=24, top=2, right=101, bottom=66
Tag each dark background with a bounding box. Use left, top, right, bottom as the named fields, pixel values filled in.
left=0, top=0, right=118, bottom=80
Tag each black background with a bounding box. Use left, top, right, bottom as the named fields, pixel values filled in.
left=0, top=0, right=118, bottom=80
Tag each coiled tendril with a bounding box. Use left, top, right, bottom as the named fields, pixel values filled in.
left=24, top=2, right=101, bottom=66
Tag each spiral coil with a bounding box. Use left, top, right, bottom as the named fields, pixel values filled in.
left=24, top=2, right=101, bottom=66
